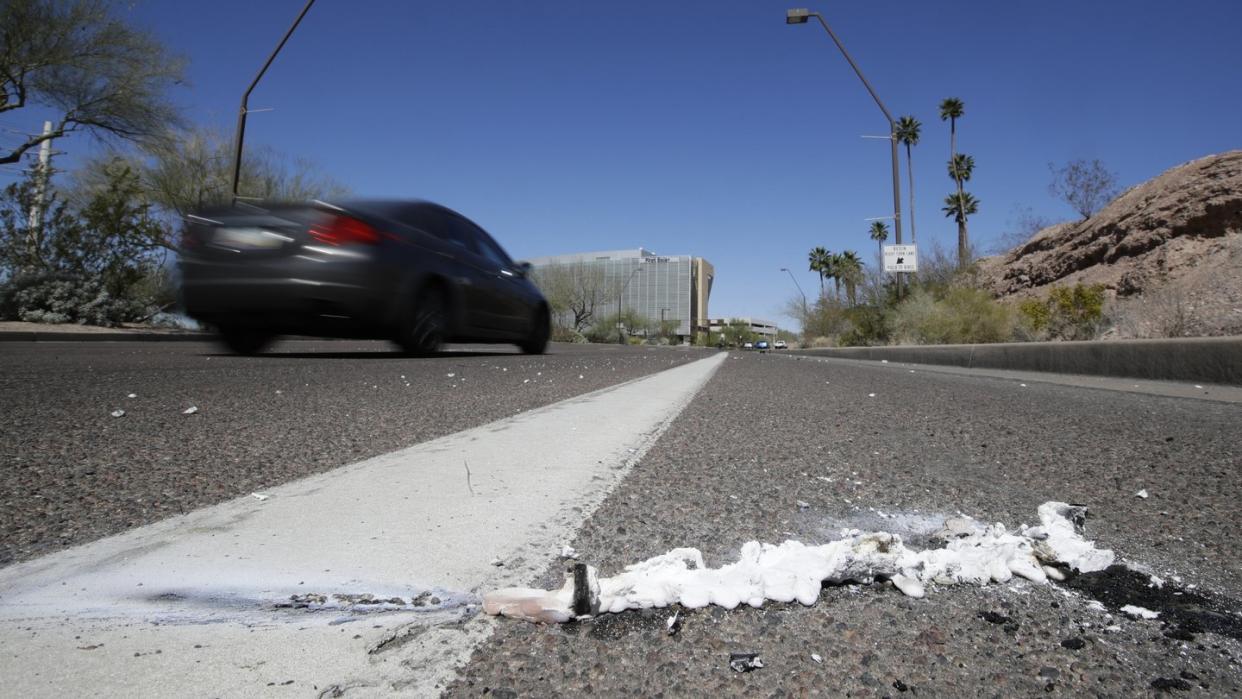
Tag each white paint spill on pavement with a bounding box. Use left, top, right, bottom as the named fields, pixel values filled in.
left=0, top=352, right=726, bottom=697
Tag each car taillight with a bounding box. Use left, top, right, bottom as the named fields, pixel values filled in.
left=308, top=215, right=381, bottom=246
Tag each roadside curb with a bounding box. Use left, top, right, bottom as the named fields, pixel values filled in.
left=787, top=336, right=1242, bottom=386
left=0, top=331, right=212, bottom=343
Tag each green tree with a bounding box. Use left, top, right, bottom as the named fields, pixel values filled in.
left=895, top=115, right=922, bottom=243
left=808, top=246, right=830, bottom=297
left=0, top=164, right=168, bottom=325
left=827, top=252, right=845, bottom=302
left=942, top=191, right=980, bottom=264
left=947, top=153, right=975, bottom=184
left=939, top=98, right=971, bottom=267
left=73, top=128, right=349, bottom=248
left=0, top=0, right=186, bottom=166
left=721, top=318, right=756, bottom=347
left=529, top=262, right=618, bottom=333
left=868, top=220, right=890, bottom=259
left=838, top=251, right=864, bottom=306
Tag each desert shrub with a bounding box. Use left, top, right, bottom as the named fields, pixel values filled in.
left=891, top=286, right=1014, bottom=345
left=1047, top=284, right=1105, bottom=339
left=1015, top=283, right=1106, bottom=340
left=0, top=271, right=149, bottom=326
left=838, top=305, right=891, bottom=346
left=1015, top=297, right=1052, bottom=340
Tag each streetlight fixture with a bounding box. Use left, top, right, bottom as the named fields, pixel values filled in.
left=785, top=7, right=904, bottom=286
left=780, top=267, right=808, bottom=317
left=617, top=266, right=644, bottom=344
left=231, top=0, right=316, bottom=205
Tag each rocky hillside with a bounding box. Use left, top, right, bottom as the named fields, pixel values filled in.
left=977, top=151, right=1242, bottom=337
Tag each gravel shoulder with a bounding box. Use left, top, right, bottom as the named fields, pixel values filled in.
left=448, top=351, right=1242, bottom=697
left=0, top=340, right=710, bottom=566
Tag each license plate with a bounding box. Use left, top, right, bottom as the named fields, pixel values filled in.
left=214, top=227, right=285, bottom=250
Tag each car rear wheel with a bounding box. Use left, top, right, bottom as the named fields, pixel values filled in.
left=398, top=286, right=446, bottom=355
left=218, top=326, right=275, bottom=355
left=519, top=307, right=550, bottom=355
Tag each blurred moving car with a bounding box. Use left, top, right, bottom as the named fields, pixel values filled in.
left=755, top=340, right=770, bottom=350
left=743, top=341, right=754, bottom=349
left=773, top=340, right=788, bottom=350
left=179, top=199, right=550, bottom=355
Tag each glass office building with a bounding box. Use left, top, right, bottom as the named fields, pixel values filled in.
left=526, top=248, right=714, bottom=339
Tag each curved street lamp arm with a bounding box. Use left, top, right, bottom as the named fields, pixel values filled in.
left=231, top=0, right=317, bottom=204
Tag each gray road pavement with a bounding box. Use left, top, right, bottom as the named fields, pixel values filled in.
left=2, top=342, right=1239, bottom=696
left=0, top=339, right=709, bottom=566
left=451, top=351, right=1242, bottom=697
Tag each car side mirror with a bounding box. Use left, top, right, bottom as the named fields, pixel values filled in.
left=515, top=261, right=532, bottom=278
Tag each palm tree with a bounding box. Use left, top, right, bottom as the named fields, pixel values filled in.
left=838, top=251, right=864, bottom=306
left=947, top=153, right=975, bottom=183
left=808, top=246, right=830, bottom=297
left=827, top=252, right=845, bottom=302
left=868, top=220, right=889, bottom=258
left=895, top=115, right=921, bottom=244
left=942, top=191, right=980, bottom=267
left=940, top=97, right=968, bottom=266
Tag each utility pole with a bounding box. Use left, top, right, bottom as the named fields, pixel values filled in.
left=26, top=121, right=54, bottom=265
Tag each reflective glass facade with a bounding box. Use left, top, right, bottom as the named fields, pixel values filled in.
left=527, top=249, right=712, bottom=337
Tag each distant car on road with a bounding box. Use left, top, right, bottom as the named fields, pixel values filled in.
left=755, top=340, right=770, bottom=351
left=742, top=341, right=754, bottom=349
left=774, top=340, right=788, bottom=350
left=179, top=199, right=550, bottom=356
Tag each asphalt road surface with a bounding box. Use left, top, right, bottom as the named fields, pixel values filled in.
left=0, top=339, right=709, bottom=566
left=2, top=341, right=1240, bottom=697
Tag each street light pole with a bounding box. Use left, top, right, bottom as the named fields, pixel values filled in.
left=617, top=266, right=644, bottom=345
left=231, top=0, right=316, bottom=205
left=779, top=267, right=808, bottom=317
left=786, top=8, right=904, bottom=294
left=787, top=9, right=901, bottom=245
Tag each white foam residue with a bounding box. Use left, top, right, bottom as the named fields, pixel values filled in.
left=484, top=501, right=1115, bottom=623
left=1121, top=605, right=1160, bottom=620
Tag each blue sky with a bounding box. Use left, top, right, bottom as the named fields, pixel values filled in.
left=4, top=1, right=1240, bottom=328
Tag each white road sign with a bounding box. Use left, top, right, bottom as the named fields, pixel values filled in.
left=883, top=244, right=919, bottom=273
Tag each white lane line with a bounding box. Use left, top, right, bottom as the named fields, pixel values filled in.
left=0, top=352, right=726, bottom=698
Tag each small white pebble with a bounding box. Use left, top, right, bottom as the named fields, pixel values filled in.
left=446, top=373, right=455, bottom=378
left=110, top=409, right=125, bottom=418
left=251, top=492, right=269, bottom=501
left=182, top=406, right=198, bottom=415
left=126, top=393, right=137, bottom=399
left=811, top=653, right=823, bottom=664
left=1136, top=489, right=1149, bottom=499
left=868, top=393, right=876, bottom=397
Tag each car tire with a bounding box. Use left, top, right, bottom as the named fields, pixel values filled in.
left=519, top=306, right=550, bottom=355
left=218, top=326, right=275, bottom=356
left=398, top=286, right=446, bottom=356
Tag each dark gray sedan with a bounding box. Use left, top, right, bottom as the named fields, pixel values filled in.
left=179, top=199, right=550, bottom=355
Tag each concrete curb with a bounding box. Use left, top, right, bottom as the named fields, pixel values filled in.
left=787, top=337, right=1242, bottom=386
left=0, top=331, right=212, bottom=342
